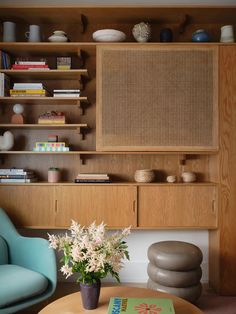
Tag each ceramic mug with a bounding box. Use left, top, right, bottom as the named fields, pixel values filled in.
left=220, top=25, right=234, bottom=43
left=25, top=25, right=41, bottom=42
left=3, top=21, right=16, bottom=42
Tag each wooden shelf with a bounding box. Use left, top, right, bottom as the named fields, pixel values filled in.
left=0, top=181, right=217, bottom=186
left=0, top=69, right=88, bottom=80
left=0, top=123, right=88, bottom=129
left=0, top=96, right=88, bottom=104
left=0, top=42, right=97, bottom=56
left=0, top=42, right=235, bottom=56
left=0, top=150, right=217, bottom=155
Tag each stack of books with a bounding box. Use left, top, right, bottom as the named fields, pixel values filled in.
left=53, top=89, right=80, bottom=98
left=0, top=50, right=11, bottom=69
left=12, top=60, right=50, bottom=71
left=0, top=168, right=38, bottom=183
left=75, top=173, right=111, bottom=183
left=10, top=83, right=47, bottom=97
left=33, top=142, right=69, bottom=152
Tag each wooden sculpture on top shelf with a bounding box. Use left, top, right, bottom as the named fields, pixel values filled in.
left=11, top=104, right=24, bottom=124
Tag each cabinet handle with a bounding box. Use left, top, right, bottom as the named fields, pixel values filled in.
left=133, top=200, right=136, bottom=214
left=55, top=199, right=58, bottom=213
left=212, top=199, right=216, bottom=214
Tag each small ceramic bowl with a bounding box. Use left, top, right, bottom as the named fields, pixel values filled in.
left=92, top=29, right=126, bottom=42
left=181, top=172, right=196, bottom=183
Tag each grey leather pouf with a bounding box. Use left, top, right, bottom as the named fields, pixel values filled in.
left=147, top=263, right=202, bottom=287
left=147, top=241, right=203, bottom=303
left=147, top=278, right=202, bottom=303
left=148, top=241, right=203, bottom=271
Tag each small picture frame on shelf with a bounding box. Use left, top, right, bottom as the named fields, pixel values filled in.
left=56, top=57, right=71, bottom=70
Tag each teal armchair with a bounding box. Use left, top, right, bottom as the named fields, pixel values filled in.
left=0, top=208, right=57, bottom=314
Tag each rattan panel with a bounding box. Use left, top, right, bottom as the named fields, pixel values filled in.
left=97, top=46, right=218, bottom=151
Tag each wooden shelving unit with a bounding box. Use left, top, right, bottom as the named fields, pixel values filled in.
left=0, top=5, right=236, bottom=294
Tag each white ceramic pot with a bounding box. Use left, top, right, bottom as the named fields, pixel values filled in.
left=220, top=25, right=234, bottom=43
left=181, top=172, right=196, bottom=183
left=0, top=131, right=14, bottom=150
left=48, top=31, right=68, bottom=42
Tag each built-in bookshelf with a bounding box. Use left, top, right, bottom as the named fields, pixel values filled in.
left=0, top=5, right=236, bottom=295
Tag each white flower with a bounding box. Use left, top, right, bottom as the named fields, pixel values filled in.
left=48, top=233, right=58, bottom=249
left=60, top=265, right=73, bottom=279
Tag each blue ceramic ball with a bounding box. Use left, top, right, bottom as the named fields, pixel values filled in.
left=192, top=29, right=210, bottom=42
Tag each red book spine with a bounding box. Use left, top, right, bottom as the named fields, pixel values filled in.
left=12, top=64, right=49, bottom=69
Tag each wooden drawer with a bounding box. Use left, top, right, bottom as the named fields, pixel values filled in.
left=55, top=185, right=137, bottom=228
left=0, top=185, right=56, bottom=228
left=138, top=185, right=217, bottom=228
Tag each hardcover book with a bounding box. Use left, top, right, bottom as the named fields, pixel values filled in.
left=107, top=297, right=175, bottom=314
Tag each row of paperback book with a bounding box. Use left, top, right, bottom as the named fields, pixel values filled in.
left=10, top=83, right=47, bottom=97
left=0, top=168, right=38, bottom=183
left=75, top=173, right=111, bottom=183
left=12, top=60, right=50, bottom=71
left=53, top=89, right=81, bottom=97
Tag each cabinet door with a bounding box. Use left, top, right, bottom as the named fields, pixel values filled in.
left=138, top=185, right=217, bottom=228
left=0, top=185, right=56, bottom=227
left=97, top=45, right=218, bottom=151
left=55, top=185, right=137, bottom=228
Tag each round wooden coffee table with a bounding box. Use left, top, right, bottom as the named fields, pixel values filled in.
left=39, top=286, right=203, bottom=314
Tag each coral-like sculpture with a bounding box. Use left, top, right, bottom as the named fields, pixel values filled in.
left=132, top=22, right=151, bottom=42
left=0, top=131, right=14, bottom=150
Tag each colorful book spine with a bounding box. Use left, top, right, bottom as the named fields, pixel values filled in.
left=12, top=64, right=49, bottom=69
left=33, top=147, right=69, bottom=152
left=75, top=179, right=112, bottom=183
left=35, top=142, right=66, bottom=148
left=0, top=178, right=38, bottom=183
left=13, top=83, right=43, bottom=89
left=10, top=89, right=46, bottom=94
left=0, top=168, right=32, bottom=175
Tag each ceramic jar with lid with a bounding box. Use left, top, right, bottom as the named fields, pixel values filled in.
left=48, top=167, right=60, bottom=183
left=192, top=29, right=210, bottom=42
left=48, top=30, right=68, bottom=42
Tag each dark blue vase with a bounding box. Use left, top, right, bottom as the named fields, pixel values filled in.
left=80, top=279, right=101, bottom=310
left=192, top=29, right=210, bottom=42
left=160, top=28, right=173, bottom=42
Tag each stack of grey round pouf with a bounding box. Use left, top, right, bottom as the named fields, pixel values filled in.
left=147, top=241, right=203, bottom=303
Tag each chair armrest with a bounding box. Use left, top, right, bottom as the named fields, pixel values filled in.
left=9, top=236, right=57, bottom=288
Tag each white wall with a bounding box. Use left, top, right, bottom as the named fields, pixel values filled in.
left=0, top=0, right=236, bottom=5
left=21, top=229, right=208, bottom=284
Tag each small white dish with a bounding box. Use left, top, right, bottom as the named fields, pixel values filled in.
left=92, top=29, right=126, bottom=42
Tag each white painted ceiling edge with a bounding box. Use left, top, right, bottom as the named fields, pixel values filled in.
left=1, top=0, right=236, bottom=6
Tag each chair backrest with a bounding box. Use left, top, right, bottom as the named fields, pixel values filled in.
left=0, top=236, right=8, bottom=265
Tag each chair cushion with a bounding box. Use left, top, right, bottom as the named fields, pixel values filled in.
left=0, top=264, right=48, bottom=308
left=0, top=236, right=8, bottom=265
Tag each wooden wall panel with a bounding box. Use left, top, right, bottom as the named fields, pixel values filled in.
left=212, top=46, right=236, bottom=294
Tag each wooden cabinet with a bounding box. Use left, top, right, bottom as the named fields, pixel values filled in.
left=55, top=185, right=137, bottom=228
left=138, top=185, right=217, bottom=228
left=0, top=185, right=55, bottom=228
